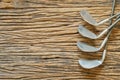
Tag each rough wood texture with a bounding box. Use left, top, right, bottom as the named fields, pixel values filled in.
left=0, top=0, right=120, bottom=80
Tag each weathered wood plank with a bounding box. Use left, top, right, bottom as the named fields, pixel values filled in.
left=0, top=0, right=120, bottom=8
left=0, top=0, right=120, bottom=80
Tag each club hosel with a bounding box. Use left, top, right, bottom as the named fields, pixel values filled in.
left=99, top=35, right=108, bottom=49
left=109, top=18, right=120, bottom=30
left=101, top=18, right=120, bottom=38
left=98, top=12, right=120, bottom=25
left=98, top=28, right=108, bottom=38
left=101, top=49, right=107, bottom=63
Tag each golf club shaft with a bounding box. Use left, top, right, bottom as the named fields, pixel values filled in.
left=101, top=0, right=116, bottom=62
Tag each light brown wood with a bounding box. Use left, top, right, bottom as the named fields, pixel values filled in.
left=0, top=0, right=120, bottom=80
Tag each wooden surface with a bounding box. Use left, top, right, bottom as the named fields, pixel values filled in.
left=0, top=0, right=120, bottom=80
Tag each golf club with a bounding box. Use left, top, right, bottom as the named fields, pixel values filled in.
left=80, top=9, right=119, bottom=26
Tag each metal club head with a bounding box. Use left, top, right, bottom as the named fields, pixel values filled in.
left=78, top=18, right=120, bottom=39
left=77, top=34, right=108, bottom=52
left=80, top=10, right=120, bottom=26
left=78, top=49, right=106, bottom=69
left=78, top=0, right=116, bottom=69
left=78, top=25, right=98, bottom=39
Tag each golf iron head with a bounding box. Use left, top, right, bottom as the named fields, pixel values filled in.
left=80, top=10, right=120, bottom=26
left=78, top=18, right=120, bottom=39
left=77, top=36, right=107, bottom=52
left=78, top=49, right=106, bottom=69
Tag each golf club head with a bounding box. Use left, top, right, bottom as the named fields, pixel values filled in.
left=77, top=33, right=109, bottom=52
left=78, top=49, right=106, bottom=69
left=79, top=59, right=102, bottom=69
left=80, top=10, right=98, bottom=26
left=78, top=25, right=97, bottom=39
left=77, top=41, right=99, bottom=52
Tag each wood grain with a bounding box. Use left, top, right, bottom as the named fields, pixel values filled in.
left=0, top=0, right=120, bottom=80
